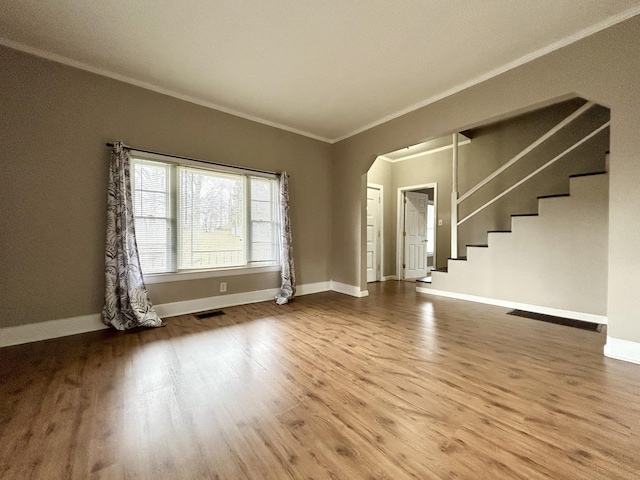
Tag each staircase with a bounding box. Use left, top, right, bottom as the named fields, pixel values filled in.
left=418, top=171, right=608, bottom=324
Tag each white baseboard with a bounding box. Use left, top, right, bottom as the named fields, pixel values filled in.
left=0, top=281, right=333, bottom=348
left=417, top=286, right=607, bottom=325
left=297, top=281, right=331, bottom=296
left=154, top=287, right=282, bottom=318
left=330, top=281, right=369, bottom=298
left=382, top=275, right=397, bottom=281
left=604, top=337, right=640, bottom=365
left=0, top=313, right=107, bottom=348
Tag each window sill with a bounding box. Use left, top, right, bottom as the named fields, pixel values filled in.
left=144, top=265, right=280, bottom=284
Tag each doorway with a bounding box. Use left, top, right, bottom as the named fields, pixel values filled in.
left=397, top=183, right=437, bottom=280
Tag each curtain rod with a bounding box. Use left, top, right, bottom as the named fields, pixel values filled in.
left=105, top=142, right=280, bottom=176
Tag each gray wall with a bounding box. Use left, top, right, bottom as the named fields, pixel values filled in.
left=367, top=99, right=609, bottom=275
left=331, top=15, right=640, bottom=345
left=458, top=99, right=609, bottom=256
left=0, top=45, right=332, bottom=329
left=368, top=99, right=609, bottom=277
left=368, top=147, right=460, bottom=273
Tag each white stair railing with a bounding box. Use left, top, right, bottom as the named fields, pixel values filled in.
left=458, top=101, right=595, bottom=204
left=450, top=102, right=608, bottom=254
left=457, top=121, right=610, bottom=226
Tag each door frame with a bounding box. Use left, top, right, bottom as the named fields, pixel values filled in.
left=367, top=183, right=384, bottom=282
left=396, top=182, right=438, bottom=280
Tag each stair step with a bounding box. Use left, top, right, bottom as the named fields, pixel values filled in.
left=569, top=171, right=607, bottom=179
left=448, top=256, right=467, bottom=261
left=467, top=244, right=488, bottom=248
left=432, top=267, right=448, bottom=273
left=537, top=193, right=570, bottom=200
left=488, top=230, right=511, bottom=234
left=511, top=213, right=538, bottom=218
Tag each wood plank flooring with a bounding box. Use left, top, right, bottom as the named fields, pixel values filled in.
left=1, top=281, right=640, bottom=479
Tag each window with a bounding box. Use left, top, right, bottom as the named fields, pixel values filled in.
left=131, top=155, right=279, bottom=278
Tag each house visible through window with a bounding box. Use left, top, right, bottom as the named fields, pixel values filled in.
left=131, top=155, right=279, bottom=276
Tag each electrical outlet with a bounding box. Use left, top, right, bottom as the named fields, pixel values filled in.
left=438, top=219, right=443, bottom=226
left=220, top=282, right=227, bottom=293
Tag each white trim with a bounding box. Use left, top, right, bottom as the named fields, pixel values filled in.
left=0, top=38, right=331, bottom=144
left=0, top=281, right=332, bottom=348
left=396, top=183, right=438, bottom=279
left=457, top=121, right=610, bottom=226
left=382, top=275, right=397, bottom=281
left=378, top=138, right=471, bottom=163
left=331, top=4, right=640, bottom=143
left=416, top=286, right=607, bottom=325
left=604, top=337, right=640, bottom=365
left=144, top=265, right=280, bottom=284
left=297, top=281, right=331, bottom=296
left=154, top=288, right=281, bottom=318
left=0, top=314, right=108, bottom=348
left=367, top=183, right=384, bottom=283
left=330, top=281, right=369, bottom=298
left=457, top=102, right=594, bottom=205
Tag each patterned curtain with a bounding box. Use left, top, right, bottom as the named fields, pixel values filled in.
left=275, top=172, right=296, bottom=305
left=102, top=142, right=164, bottom=330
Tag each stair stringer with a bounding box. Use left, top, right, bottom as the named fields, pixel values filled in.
left=424, top=173, right=609, bottom=321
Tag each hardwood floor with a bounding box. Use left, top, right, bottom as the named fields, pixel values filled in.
left=1, top=281, right=639, bottom=479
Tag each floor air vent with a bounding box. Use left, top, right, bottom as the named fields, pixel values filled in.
left=507, top=310, right=602, bottom=332
left=194, top=309, right=225, bottom=320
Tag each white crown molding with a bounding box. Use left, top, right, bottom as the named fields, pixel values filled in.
left=378, top=138, right=471, bottom=163
left=0, top=37, right=332, bottom=144
left=0, top=313, right=108, bottom=349
left=4, top=5, right=640, bottom=145
left=417, top=286, right=607, bottom=325
left=604, top=337, right=640, bottom=365
left=332, top=5, right=640, bottom=143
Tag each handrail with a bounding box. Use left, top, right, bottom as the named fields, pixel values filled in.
left=457, top=101, right=595, bottom=205
left=457, top=121, right=610, bottom=226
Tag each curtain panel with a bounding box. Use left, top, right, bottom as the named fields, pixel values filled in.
left=275, top=172, right=296, bottom=305
left=102, top=141, right=164, bottom=330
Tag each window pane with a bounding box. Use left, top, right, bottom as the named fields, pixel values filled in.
left=132, top=159, right=174, bottom=274
left=134, top=218, right=172, bottom=273
left=251, top=201, right=271, bottom=221
left=132, top=160, right=279, bottom=275
left=251, top=242, right=275, bottom=262
left=134, top=191, right=167, bottom=217
left=251, top=177, right=272, bottom=201
left=178, top=168, right=245, bottom=269
left=252, top=221, right=272, bottom=243
left=135, top=163, right=167, bottom=191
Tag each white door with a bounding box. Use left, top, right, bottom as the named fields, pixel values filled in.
left=426, top=200, right=435, bottom=268
left=404, top=192, right=428, bottom=279
left=366, top=187, right=381, bottom=283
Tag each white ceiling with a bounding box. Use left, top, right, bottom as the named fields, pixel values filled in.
left=2, top=1, right=639, bottom=143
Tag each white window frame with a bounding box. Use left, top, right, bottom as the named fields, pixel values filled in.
left=131, top=150, right=280, bottom=284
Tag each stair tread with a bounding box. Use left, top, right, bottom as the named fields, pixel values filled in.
left=569, top=171, right=607, bottom=179
left=538, top=193, right=570, bottom=200
left=448, top=256, right=467, bottom=261
left=488, top=230, right=511, bottom=233
left=511, top=213, right=538, bottom=217
left=467, top=244, right=489, bottom=248
left=432, top=267, right=448, bottom=273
